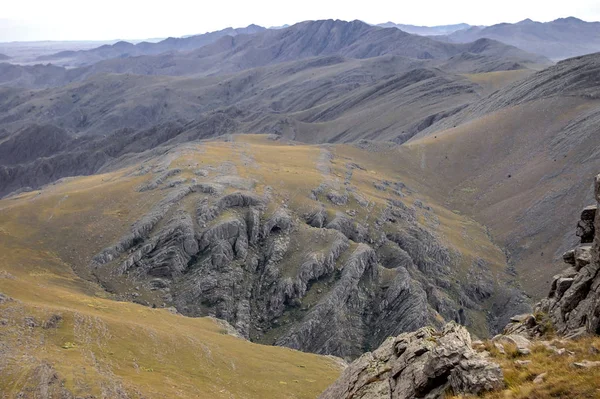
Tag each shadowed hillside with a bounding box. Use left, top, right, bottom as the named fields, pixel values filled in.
left=401, top=53, right=600, bottom=296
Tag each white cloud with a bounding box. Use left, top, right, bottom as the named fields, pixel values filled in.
left=1, top=0, right=599, bottom=41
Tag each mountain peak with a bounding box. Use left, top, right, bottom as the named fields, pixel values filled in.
left=517, top=18, right=535, bottom=24
left=553, top=16, right=585, bottom=23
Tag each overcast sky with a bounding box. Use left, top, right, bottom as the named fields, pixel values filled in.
left=2, top=0, right=600, bottom=42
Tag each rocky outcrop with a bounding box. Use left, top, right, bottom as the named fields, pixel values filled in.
left=319, top=322, right=504, bottom=399
left=137, top=168, right=182, bottom=192
left=276, top=244, right=378, bottom=356
left=89, top=160, right=528, bottom=359
left=537, top=174, right=600, bottom=337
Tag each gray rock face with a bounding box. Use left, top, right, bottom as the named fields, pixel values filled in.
left=537, top=174, right=600, bottom=336
left=89, top=163, right=528, bottom=359
left=318, top=322, right=504, bottom=399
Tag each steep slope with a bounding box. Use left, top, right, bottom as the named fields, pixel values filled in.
left=399, top=53, right=600, bottom=297
left=0, top=135, right=528, bottom=363
left=319, top=177, right=600, bottom=399
left=445, top=17, right=600, bottom=60
left=36, top=24, right=266, bottom=67
left=0, top=162, right=343, bottom=398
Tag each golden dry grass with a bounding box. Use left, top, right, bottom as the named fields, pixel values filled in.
left=0, top=246, right=342, bottom=398
left=453, top=337, right=600, bottom=399
left=0, top=134, right=522, bottom=397
left=0, top=155, right=343, bottom=398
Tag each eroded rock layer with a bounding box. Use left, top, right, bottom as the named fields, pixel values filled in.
left=89, top=141, right=527, bottom=359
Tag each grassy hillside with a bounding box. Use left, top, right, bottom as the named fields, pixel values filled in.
left=0, top=135, right=525, bottom=396
left=399, top=54, right=600, bottom=297
left=462, top=336, right=600, bottom=399
left=0, top=161, right=342, bottom=398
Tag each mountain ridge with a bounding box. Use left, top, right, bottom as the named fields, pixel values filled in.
left=442, top=17, right=600, bottom=60
left=0, top=19, right=550, bottom=90
left=36, top=24, right=267, bottom=67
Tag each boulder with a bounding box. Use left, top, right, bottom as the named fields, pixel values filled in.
left=556, top=277, right=575, bottom=297
left=563, top=249, right=576, bottom=265
left=492, top=334, right=531, bottom=350
left=494, top=343, right=506, bottom=354
left=573, top=360, right=600, bottom=369
left=576, top=207, right=595, bottom=243
left=503, top=314, right=537, bottom=335
left=515, top=360, right=531, bottom=366
left=574, top=245, right=592, bottom=271
left=533, top=372, right=547, bottom=384
left=42, top=314, right=63, bottom=329
left=0, top=293, right=13, bottom=304
left=318, top=322, right=504, bottom=399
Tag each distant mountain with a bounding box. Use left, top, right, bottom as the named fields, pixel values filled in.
left=444, top=17, right=600, bottom=60
left=0, top=62, right=89, bottom=87
left=0, top=53, right=10, bottom=60
left=83, top=20, right=549, bottom=78
left=36, top=24, right=267, bottom=67
left=0, top=20, right=550, bottom=90
left=377, top=22, right=471, bottom=35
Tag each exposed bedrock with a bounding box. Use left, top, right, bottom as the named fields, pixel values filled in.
left=318, top=322, right=504, bottom=399
left=536, top=174, right=600, bottom=337
left=90, top=171, right=529, bottom=359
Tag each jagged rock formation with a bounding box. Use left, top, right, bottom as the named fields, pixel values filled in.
left=318, top=322, right=504, bottom=399
left=536, top=174, right=600, bottom=337
left=89, top=148, right=527, bottom=359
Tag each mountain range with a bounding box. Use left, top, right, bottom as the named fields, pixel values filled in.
left=441, top=17, right=600, bottom=60
left=34, top=24, right=266, bottom=67
left=1, top=16, right=600, bottom=398
left=0, top=19, right=550, bottom=90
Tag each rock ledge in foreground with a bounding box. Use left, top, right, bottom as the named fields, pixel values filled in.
left=318, top=321, right=504, bottom=399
